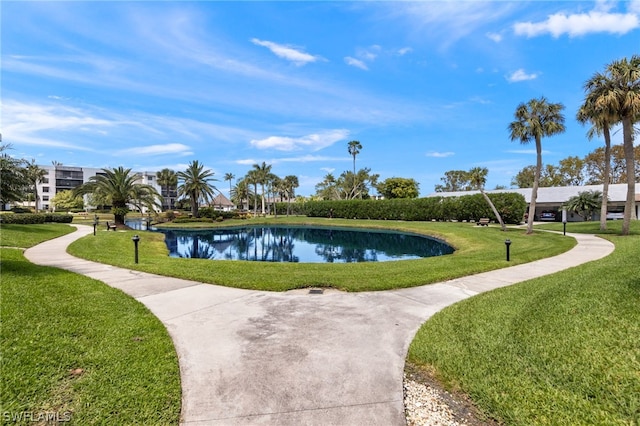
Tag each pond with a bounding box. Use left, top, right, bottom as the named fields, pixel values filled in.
left=152, top=225, right=454, bottom=263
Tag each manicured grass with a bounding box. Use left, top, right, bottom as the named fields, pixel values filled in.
left=68, top=217, right=575, bottom=292
left=407, top=221, right=640, bottom=425
left=1, top=240, right=181, bottom=423
left=537, top=219, right=640, bottom=235
left=0, top=223, right=75, bottom=248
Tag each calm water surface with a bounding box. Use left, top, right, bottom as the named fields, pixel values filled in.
left=153, top=225, right=454, bottom=263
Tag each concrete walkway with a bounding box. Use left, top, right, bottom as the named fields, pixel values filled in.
left=24, top=225, right=614, bottom=425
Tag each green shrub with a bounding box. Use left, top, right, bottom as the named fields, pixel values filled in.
left=0, top=213, right=73, bottom=224
left=171, top=217, right=213, bottom=224
left=278, top=193, right=526, bottom=224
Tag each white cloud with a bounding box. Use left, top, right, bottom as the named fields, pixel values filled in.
left=426, top=151, right=454, bottom=158
left=344, top=56, right=369, bottom=70
left=507, top=69, right=538, bottom=82
left=320, top=167, right=335, bottom=173
left=486, top=32, right=502, bottom=42
left=251, top=38, right=323, bottom=66
left=630, top=0, right=640, bottom=14
left=116, top=143, right=193, bottom=157
left=250, top=129, right=349, bottom=152
left=236, top=159, right=257, bottom=166
left=514, top=10, right=639, bottom=38
left=397, top=47, right=413, bottom=56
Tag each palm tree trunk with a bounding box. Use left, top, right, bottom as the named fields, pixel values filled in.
left=481, top=190, right=506, bottom=231
left=622, top=117, right=636, bottom=236
left=527, top=137, right=543, bottom=234
left=599, top=126, right=612, bottom=231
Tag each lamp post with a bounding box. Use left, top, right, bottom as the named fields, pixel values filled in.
left=93, top=216, right=98, bottom=236
left=505, top=239, right=511, bottom=262
left=562, top=208, right=567, bottom=236
left=132, top=235, right=140, bottom=264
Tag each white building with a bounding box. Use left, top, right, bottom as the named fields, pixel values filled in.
left=428, top=183, right=640, bottom=222
left=34, top=165, right=165, bottom=213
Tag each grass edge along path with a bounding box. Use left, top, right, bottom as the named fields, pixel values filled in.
left=407, top=222, right=640, bottom=425
left=67, top=217, right=575, bottom=292
left=1, top=224, right=181, bottom=425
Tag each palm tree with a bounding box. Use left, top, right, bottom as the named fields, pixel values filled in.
left=24, top=159, right=47, bottom=212
left=224, top=172, right=235, bottom=199
left=468, top=167, right=506, bottom=231
left=577, top=71, right=617, bottom=231
left=177, top=160, right=219, bottom=218
left=599, top=56, right=639, bottom=235
left=283, top=175, right=299, bottom=216
left=564, top=190, right=603, bottom=221
left=509, top=97, right=566, bottom=234
left=156, top=168, right=178, bottom=211
left=245, top=169, right=260, bottom=214
left=231, top=178, right=251, bottom=210
left=251, top=162, right=272, bottom=215
left=347, top=140, right=362, bottom=174
left=73, top=166, right=161, bottom=225
left=348, top=140, right=362, bottom=199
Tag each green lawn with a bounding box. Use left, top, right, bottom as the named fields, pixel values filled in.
left=0, top=225, right=181, bottom=425
left=68, top=217, right=575, bottom=292
left=408, top=221, right=640, bottom=425
left=0, top=223, right=75, bottom=248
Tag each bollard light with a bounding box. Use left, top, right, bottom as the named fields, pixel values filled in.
left=505, top=239, right=511, bottom=262
left=132, top=234, right=140, bottom=264
left=93, top=217, right=98, bottom=236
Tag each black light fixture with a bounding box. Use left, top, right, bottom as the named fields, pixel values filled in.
left=132, top=234, right=140, bottom=264
left=93, top=216, right=98, bottom=236
left=505, top=239, right=512, bottom=261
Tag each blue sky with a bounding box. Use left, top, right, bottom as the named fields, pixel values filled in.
left=2, top=1, right=639, bottom=197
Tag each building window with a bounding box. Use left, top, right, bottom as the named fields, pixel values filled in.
left=43, top=186, right=49, bottom=193
left=42, top=177, right=49, bottom=184
left=147, top=176, right=153, bottom=181
left=43, top=196, right=49, bottom=201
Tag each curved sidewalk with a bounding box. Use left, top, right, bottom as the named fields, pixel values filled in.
left=24, top=226, right=614, bottom=425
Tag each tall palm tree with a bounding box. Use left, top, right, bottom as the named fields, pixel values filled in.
left=245, top=169, right=260, bottom=214
left=283, top=175, right=299, bottom=216
left=599, top=56, right=639, bottom=235
left=156, top=168, right=178, bottom=211
left=577, top=71, right=618, bottom=231
left=73, top=166, right=161, bottom=225
left=348, top=140, right=362, bottom=199
left=509, top=97, right=566, bottom=234
left=468, top=167, right=506, bottom=231
left=177, top=160, right=218, bottom=218
left=24, top=159, right=47, bottom=212
left=347, top=140, right=362, bottom=174
left=224, top=172, right=235, bottom=199
left=251, top=162, right=272, bottom=215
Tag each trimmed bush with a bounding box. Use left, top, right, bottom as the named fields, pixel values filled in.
left=275, top=193, right=526, bottom=224
left=0, top=213, right=73, bottom=224
left=171, top=217, right=213, bottom=224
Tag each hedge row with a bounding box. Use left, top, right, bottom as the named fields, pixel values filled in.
left=275, top=193, right=526, bottom=224
left=0, top=213, right=74, bottom=224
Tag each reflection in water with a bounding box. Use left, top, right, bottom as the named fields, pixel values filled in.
left=156, top=226, right=454, bottom=263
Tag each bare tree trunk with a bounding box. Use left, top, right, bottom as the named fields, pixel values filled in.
left=599, top=126, right=612, bottom=231
left=481, top=190, right=506, bottom=231
left=622, top=117, right=636, bottom=235
left=527, top=137, right=543, bottom=234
